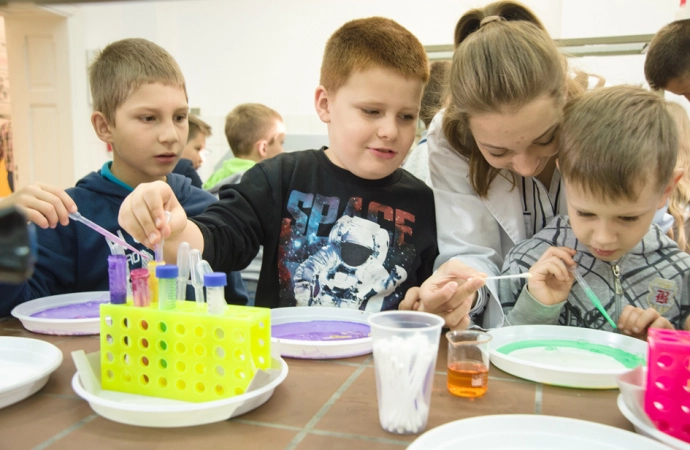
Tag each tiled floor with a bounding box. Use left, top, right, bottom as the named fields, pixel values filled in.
left=0, top=317, right=635, bottom=449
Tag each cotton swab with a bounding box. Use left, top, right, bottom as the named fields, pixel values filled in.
left=481, top=272, right=533, bottom=281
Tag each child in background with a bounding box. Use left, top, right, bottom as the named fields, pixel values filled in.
left=203, top=104, right=285, bottom=194
left=402, top=60, right=450, bottom=184
left=172, top=114, right=212, bottom=188
left=202, top=104, right=286, bottom=305
left=665, top=102, right=690, bottom=253
left=119, top=17, right=439, bottom=313
left=645, top=19, right=690, bottom=100
left=0, top=38, right=246, bottom=316
left=499, top=86, right=690, bottom=339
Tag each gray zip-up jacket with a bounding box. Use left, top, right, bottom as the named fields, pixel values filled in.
left=500, top=216, right=690, bottom=331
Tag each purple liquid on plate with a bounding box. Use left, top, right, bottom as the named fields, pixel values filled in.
left=272, top=321, right=371, bottom=341
left=30, top=298, right=109, bottom=319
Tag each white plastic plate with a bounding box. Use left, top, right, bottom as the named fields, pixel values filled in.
left=488, top=325, right=647, bottom=388
left=271, top=307, right=371, bottom=359
left=11, top=291, right=109, bottom=335
left=408, top=414, right=669, bottom=450
left=617, top=394, right=690, bottom=450
left=0, top=336, right=63, bottom=409
left=72, top=355, right=289, bottom=427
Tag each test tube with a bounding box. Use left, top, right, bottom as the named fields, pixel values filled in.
left=131, top=268, right=150, bottom=307
left=156, top=264, right=178, bottom=310
left=147, top=261, right=162, bottom=305
left=107, top=255, right=127, bottom=304
left=204, top=272, right=227, bottom=315
left=176, top=242, right=190, bottom=301
left=189, top=249, right=204, bottom=308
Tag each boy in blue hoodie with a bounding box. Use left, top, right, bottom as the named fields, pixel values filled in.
left=0, top=38, right=246, bottom=316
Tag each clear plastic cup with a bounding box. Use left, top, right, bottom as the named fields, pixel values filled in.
left=368, top=311, right=444, bottom=434
left=446, top=330, right=492, bottom=398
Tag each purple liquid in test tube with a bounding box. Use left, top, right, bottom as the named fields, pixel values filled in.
left=131, top=268, right=150, bottom=307
left=107, top=255, right=127, bottom=304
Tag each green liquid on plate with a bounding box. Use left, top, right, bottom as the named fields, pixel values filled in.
left=497, top=339, right=644, bottom=368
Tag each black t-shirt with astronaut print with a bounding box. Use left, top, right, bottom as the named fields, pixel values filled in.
left=191, top=148, right=438, bottom=311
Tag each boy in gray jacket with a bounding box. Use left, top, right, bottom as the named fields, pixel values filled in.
left=499, top=85, right=690, bottom=339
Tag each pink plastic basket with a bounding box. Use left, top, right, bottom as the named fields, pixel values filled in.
left=644, top=328, right=690, bottom=443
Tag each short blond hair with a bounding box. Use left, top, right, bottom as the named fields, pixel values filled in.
left=224, top=104, right=282, bottom=157
left=89, top=38, right=187, bottom=124
left=559, top=86, right=677, bottom=201
left=665, top=102, right=690, bottom=252
left=319, top=17, right=429, bottom=94
left=188, top=115, right=212, bottom=141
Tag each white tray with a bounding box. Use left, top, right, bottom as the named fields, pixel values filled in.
left=0, top=337, right=63, bottom=409
left=488, top=325, right=647, bottom=389
left=271, top=307, right=371, bottom=359
left=72, top=354, right=289, bottom=427
left=11, top=291, right=109, bottom=335
left=408, top=414, right=669, bottom=450
left=617, top=394, right=690, bottom=450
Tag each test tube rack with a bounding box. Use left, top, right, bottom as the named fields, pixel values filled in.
left=644, top=327, right=690, bottom=444
left=100, top=302, right=271, bottom=403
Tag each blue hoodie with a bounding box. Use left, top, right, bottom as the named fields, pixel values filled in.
left=0, top=169, right=247, bottom=316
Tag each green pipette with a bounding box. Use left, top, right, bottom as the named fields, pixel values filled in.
left=572, top=268, right=617, bottom=329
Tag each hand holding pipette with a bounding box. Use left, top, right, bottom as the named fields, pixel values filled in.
left=524, top=246, right=577, bottom=306
left=69, top=212, right=151, bottom=261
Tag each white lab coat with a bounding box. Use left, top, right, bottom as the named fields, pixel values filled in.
left=427, top=111, right=568, bottom=328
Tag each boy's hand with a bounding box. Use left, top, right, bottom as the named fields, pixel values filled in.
left=618, top=305, right=674, bottom=340
left=399, top=260, right=486, bottom=330
left=118, top=181, right=186, bottom=248
left=527, top=246, right=577, bottom=306
left=0, top=182, right=76, bottom=229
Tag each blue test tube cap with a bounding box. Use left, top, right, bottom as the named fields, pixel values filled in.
left=204, top=272, right=227, bottom=287
left=156, top=264, right=178, bottom=279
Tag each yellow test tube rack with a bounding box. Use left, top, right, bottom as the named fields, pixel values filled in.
left=100, top=301, right=271, bottom=402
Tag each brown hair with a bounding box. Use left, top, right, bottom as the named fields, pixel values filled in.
left=187, top=115, right=212, bottom=142
left=645, top=19, right=690, bottom=90
left=559, top=86, right=677, bottom=203
left=224, top=103, right=282, bottom=157
left=665, top=102, right=690, bottom=252
left=443, top=1, right=567, bottom=197
left=89, top=38, right=187, bottom=124
left=420, top=61, right=450, bottom=128
left=319, top=17, right=429, bottom=94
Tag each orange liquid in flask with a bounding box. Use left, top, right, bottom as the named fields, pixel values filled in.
left=447, top=361, right=489, bottom=397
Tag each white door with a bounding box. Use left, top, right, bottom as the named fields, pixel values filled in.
left=3, top=7, right=74, bottom=190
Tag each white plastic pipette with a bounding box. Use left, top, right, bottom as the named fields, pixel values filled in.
left=189, top=249, right=204, bottom=308
left=69, top=212, right=151, bottom=261
left=176, top=242, right=190, bottom=301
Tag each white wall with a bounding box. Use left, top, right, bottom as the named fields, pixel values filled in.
left=63, top=0, right=684, bottom=182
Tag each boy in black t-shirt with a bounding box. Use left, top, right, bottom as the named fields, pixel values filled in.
left=118, top=17, right=439, bottom=312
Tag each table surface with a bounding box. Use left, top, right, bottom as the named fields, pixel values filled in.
left=0, top=316, right=636, bottom=450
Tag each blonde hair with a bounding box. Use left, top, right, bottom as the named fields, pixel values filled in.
left=224, top=103, right=282, bottom=157
left=559, top=86, right=677, bottom=204
left=188, top=115, right=212, bottom=141
left=665, top=102, right=690, bottom=252
left=443, top=1, right=567, bottom=197
left=89, top=38, right=187, bottom=124
left=319, top=17, right=429, bottom=94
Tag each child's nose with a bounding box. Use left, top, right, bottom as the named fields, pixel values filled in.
left=377, top=116, right=398, bottom=141
left=159, top=120, right=181, bottom=144
left=592, top=223, right=617, bottom=245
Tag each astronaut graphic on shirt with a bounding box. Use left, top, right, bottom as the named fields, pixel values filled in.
left=293, top=215, right=407, bottom=311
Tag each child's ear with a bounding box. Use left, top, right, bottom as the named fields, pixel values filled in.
left=255, top=139, right=268, bottom=159
left=657, top=168, right=685, bottom=208
left=555, top=158, right=560, bottom=170
left=314, top=86, right=331, bottom=124
left=91, top=112, right=113, bottom=143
